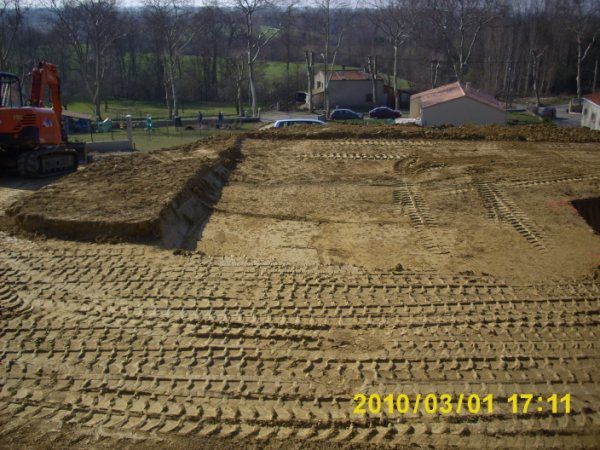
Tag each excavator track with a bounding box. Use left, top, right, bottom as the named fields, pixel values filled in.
left=17, top=147, right=78, bottom=178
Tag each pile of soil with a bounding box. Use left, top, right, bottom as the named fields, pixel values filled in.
left=248, top=123, right=600, bottom=142
left=7, top=136, right=241, bottom=248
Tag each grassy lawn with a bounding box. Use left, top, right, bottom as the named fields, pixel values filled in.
left=71, top=122, right=259, bottom=153
left=507, top=110, right=543, bottom=125
left=66, top=100, right=238, bottom=121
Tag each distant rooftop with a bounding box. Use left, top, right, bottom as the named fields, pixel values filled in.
left=321, top=69, right=383, bottom=81
left=413, top=81, right=504, bottom=111
left=584, top=93, right=600, bottom=107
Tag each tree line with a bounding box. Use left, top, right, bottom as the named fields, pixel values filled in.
left=0, top=0, right=598, bottom=119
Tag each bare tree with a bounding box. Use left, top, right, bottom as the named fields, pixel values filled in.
left=594, top=58, right=598, bottom=93
left=428, top=0, right=498, bottom=82
left=281, top=1, right=297, bottom=98
left=50, top=0, right=123, bottom=120
left=235, top=55, right=245, bottom=115
left=234, top=0, right=280, bottom=117
left=305, top=50, right=314, bottom=112
left=315, top=0, right=349, bottom=116
left=367, top=55, right=377, bottom=106
left=370, top=0, right=411, bottom=109
left=144, top=0, right=195, bottom=119
left=530, top=48, right=544, bottom=108
left=561, top=0, right=599, bottom=100
left=0, top=0, right=23, bottom=70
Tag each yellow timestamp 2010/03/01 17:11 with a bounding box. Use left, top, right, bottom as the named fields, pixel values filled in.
left=352, top=393, right=572, bottom=415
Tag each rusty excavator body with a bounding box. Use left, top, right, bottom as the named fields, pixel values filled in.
left=0, top=61, right=78, bottom=177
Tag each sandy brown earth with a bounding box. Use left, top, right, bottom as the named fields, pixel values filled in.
left=249, top=123, right=600, bottom=142
left=1, top=128, right=600, bottom=449
left=6, top=136, right=240, bottom=248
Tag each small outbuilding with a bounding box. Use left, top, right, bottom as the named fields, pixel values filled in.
left=409, top=82, right=505, bottom=126
left=582, top=93, right=600, bottom=131
left=311, top=69, right=386, bottom=110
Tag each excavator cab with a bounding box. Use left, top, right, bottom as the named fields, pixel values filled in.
left=0, top=73, right=22, bottom=108
left=0, top=63, right=78, bottom=177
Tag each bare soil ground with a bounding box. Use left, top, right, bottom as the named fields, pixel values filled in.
left=6, top=136, right=240, bottom=248
left=1, top=126, right=600, bottom=449
left=249, top=123, right=600, bottom=142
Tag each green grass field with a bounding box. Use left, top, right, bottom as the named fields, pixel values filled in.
left=507, top=110, right=543, bottom=125
left=67, top=100, right=238, bottom=121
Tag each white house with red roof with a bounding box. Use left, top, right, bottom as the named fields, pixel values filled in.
left=582, top=93, right=600, bottom=131
left=409, top=82, right=505, bottom=126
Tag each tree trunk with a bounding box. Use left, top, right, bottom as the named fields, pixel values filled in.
left=164, top=63, right=172, bottom=120
left=576, top=36, right=583, bottom=100
left=93, top=86, right=101, bottom=121
left=169, top=59, right=178, bottom=118
left=236, top=58, right=244, bottom=116
left=593, top=58, right=598, bottom=93
left=392, top=42, right=399, bottom=110
left=531, top=51, right=541, bottom=108
left=248, top=57, right=257, bottom=117
left=305, top=50, right=313, bottom=113
left=93, top=53, right=101, bottom=120
left=368, top=55, right=377, bottom=107
left=430, top=59, right=440, bottom=89
left=323, top=5, right=330, bottom=117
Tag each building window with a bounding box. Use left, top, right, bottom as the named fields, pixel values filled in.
left=366, top=93, right=373, bottom=102
left=317, top=81, right=322, bottom=89
left=583, top=106, right=588, bottom=116
left=592, top=112, right=597, bottom=124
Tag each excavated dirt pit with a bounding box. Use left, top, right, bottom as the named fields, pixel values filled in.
left=571, top=197, right=600, bottom=234
left=197, top=138, right=600, bottom=280
left=1, top=130, right=600, bottom=449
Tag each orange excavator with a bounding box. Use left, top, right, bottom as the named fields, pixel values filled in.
left=0, top=61, right=78, bottom=177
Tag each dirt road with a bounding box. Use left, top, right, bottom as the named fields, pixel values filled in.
left=1, top=134, right=599, bottom=449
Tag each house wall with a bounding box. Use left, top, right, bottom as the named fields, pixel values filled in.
left=582, top=100, right=600, bottom=130
left=312, top=72, right=386, bottom=110
left=409, top=97, right=421, bottom=118
left=421, top=96, right=506, bottom=126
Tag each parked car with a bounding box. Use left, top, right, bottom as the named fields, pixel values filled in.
left=271, top=118, right=326, bottom=128
left=329, top=109, right=363, bottom=120
left=369, top=106, right=402, bottom=119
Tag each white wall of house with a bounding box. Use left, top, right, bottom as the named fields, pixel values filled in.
left=313, top=72, right=385, bottom=110
left=419, top=96, right=506, bottom=126
left=582, top=100, right=600, bottom=131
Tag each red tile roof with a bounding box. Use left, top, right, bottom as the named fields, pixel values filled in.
left=413, top=81, right=504, bottom=111
left=584, top=93, right=600, bottom=107
left=328, top=70, right=381, bottom=81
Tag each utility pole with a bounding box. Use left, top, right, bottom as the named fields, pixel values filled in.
left=305, top=50, right=314, bottom=113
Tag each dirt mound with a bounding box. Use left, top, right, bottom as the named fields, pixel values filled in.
left=7, top=136, right=242, bottom=248
left=248, top=123, right=600, bottom=142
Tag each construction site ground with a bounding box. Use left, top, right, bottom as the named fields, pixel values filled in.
left=1, top=126, right=600, bottom=449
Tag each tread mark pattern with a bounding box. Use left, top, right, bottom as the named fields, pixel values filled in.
left=476, top=183, right=548, bottom=251
left=393, top=182, right=448, bottom=254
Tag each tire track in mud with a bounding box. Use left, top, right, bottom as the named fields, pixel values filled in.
left=1, top=242, right=600, bottom=447
left=295, top=153, right=405, bottom=161
left=431, top=173, right=599, bottom=197
left=476, top=183, right=548, bottom=251
left=393, top=182, right=448, bottom=254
